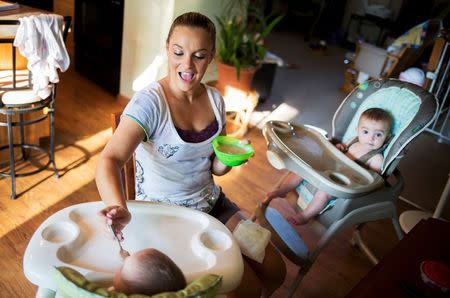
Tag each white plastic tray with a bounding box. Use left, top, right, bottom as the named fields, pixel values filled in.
left=23, top=201, right=244, bottom=294
left=263, top=120, right=384, bottom=198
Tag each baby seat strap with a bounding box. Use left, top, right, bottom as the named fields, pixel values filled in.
left=346, top=137, right=390, bottom=165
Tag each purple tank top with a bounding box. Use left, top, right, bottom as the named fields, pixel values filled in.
left=176, top=119, right=219, bottom=143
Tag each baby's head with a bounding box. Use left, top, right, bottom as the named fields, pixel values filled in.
left=113, top=248, right=186, bottom=295
left=357, top=108, right=392, bottom=150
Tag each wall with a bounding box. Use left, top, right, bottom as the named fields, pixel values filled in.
left=120, top=0, right=232, bottom=98
left=342, top=0, right=403, bottom=44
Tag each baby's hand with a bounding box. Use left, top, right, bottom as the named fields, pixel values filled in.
left=335, top=143, right=347, bottom=152
left=98, top=205, right=131, bottom=241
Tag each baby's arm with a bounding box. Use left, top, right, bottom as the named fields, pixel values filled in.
left=335, top=143, right=347, bottom=152
left=366, top=153, right=384, bottom=173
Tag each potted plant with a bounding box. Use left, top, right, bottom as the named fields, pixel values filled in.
left=215, top=2, right=283, bottom=93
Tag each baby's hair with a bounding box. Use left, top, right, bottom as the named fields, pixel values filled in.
left=166, top=12, right=216, bottom=53
left=360, top=108, right=393, bottom=132
left=115, top=248, right=186, bottom=295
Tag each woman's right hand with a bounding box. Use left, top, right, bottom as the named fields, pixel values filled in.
left=98, top=205, right=131, bottom=241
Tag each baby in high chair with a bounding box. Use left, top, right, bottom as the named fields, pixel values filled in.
left=113, top=248, right=186, bottom=295
left=266, top=108, right=393, bottom=225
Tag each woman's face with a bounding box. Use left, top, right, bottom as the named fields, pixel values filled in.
left=166, top=25, right=213, bottom=92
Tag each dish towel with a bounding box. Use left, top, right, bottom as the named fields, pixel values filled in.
left=13, top=14, right=70, bottom=99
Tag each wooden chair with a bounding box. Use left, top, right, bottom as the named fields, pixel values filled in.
left=342, top=19, right=441, bottom=92
left=111, top=112, right=135, bottom=200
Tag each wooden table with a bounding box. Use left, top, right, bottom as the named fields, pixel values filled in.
left=347, top=218, right=450, bottom=298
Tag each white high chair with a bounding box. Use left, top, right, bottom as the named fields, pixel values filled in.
left=23, top=201, right=244, bottom=297
left=254, top=79, right=439, bottom=297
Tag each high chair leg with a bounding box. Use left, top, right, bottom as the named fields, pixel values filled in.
left=352, top=226, right=379, bottom=265
left=286, top=265, right=310, bottom=298
left=392, top=217, right=404, bottom=240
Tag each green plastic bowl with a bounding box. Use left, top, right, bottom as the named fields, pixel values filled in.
left=212, top=136, right=254, bottom=166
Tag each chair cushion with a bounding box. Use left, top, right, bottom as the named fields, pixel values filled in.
left=1, top=87, right=49, bottom=105
left=54, top=266, right=222, bottom=298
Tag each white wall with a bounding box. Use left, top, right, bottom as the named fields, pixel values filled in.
left=120, top=0, right=232, bottom=98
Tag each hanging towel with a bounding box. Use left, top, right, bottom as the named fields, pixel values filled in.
left=13, top=14, right=70, bottom=99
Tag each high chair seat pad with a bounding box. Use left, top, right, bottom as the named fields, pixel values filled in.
left=2, top=87, right=50, bottom=105
left=263, top=121, right=384, bottom=198
left=265, top=207, right=309, bottom=259
left=54, top=266, right=222, bottom=298
left=24, top=201, right=243, bottom=295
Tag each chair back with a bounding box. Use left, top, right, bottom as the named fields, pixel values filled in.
left=111, top=112, right=135, bottom=200
left=385, top=19, right=441, bottom=78
left=332, top=79, right=438, bottom=176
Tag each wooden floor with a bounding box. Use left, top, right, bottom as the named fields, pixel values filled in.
left=0, top=68, right=406, bottom=297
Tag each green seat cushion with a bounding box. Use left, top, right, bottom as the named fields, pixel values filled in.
left=55, top=266, right=222, bottom=298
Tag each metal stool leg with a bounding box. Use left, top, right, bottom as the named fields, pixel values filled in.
left=7, top=114, right=16, bottom=200
left=19, top=113, right=27, bottom=160
left=49, top=107, right=59, bottom=178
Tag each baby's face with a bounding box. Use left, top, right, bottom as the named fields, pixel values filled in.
left=357, top=117, right=389, bottom=150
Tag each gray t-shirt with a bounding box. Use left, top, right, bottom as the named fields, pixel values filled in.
left=123, top=82, right=226, bottom=212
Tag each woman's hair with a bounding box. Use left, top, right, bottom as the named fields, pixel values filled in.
left=360, top=108, right=393, bottom=131
left=114, top=248, right=186, bottom=295
left=166, top=12, right=216, bottom=53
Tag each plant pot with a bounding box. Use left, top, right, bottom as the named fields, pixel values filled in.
left=216, top=60, right=258, bottom=94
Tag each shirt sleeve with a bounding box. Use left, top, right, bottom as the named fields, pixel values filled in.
left=122, top=88, right=160, bottom=141
left=208, top=86, right=226, bottom=130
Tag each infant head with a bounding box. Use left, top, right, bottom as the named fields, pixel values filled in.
left=357, top=108, right=392, bottom=150
left=113, top=248, right=186, bottom=295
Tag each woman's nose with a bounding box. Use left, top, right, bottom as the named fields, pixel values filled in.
left=182, top=55, right=193, bottom=67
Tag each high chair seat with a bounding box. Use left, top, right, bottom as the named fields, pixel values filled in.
left=254, top=79, right=439, bottom=297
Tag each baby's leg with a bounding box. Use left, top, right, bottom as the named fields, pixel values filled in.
left=291, top=190, right=332, bottom=225
left=269, top=197, right=298, bottom=220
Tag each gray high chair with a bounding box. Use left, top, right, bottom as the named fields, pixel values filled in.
left=254, top=79, right=438, bottom=297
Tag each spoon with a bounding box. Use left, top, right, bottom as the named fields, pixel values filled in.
left=108, top=225, right=130, bottom=259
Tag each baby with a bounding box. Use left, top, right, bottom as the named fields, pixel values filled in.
left=267, top=108, right=392, bottom=225
left=113, top=248, right=187, bottom=295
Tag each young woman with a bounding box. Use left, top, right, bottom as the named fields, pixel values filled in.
left=96, top=12, right=286, bottom=297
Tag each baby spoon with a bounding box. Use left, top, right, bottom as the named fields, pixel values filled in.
left=108, top=225, right=130, bottom=259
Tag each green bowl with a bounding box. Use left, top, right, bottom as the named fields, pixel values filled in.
left=212, top=136, right=254, bottom=166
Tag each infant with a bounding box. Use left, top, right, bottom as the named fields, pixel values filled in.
left=267, top=108, right=393, bottom=225
left=113, top=248, right=186, bottom=295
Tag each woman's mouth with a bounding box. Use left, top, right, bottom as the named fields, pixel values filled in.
left=179, top=71, right=195, bottom=82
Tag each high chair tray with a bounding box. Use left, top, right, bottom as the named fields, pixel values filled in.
left=263, top=121, right=384, bottom=198
left=23, top=201, right=244, bottom=294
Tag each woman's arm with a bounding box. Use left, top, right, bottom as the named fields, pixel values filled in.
left=96, top=117, right=144, bottom=233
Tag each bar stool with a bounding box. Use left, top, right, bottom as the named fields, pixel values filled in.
left=0, top=17, right=71, bottom=199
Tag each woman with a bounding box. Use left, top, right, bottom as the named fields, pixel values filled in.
left=96, top=12, right=285, bottom=297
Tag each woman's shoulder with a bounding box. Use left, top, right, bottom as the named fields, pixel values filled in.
left=204, top=84, right=224, bottom=107
left=129, top=82, right=166, bottom=109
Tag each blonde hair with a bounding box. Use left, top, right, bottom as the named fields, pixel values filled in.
left=166, top=12, right=216, bottom=53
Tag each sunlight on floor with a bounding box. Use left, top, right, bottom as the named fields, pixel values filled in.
left=0, top=128, right=112, bottom=237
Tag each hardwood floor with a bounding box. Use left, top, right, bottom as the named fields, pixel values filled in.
left=0, top=68, right=405, bottom=297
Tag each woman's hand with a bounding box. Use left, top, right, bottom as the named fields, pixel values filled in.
left=98, top=205, right=131, bottom=241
